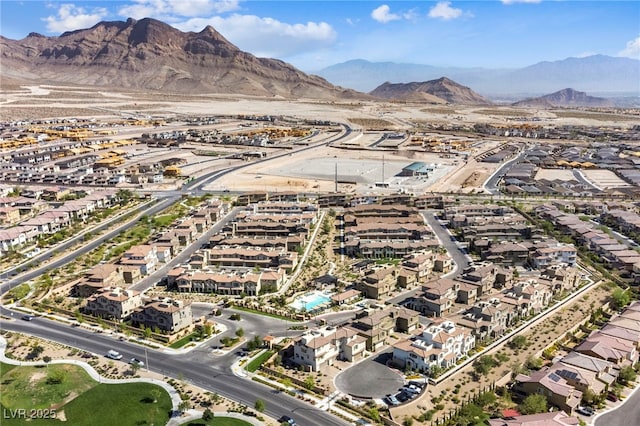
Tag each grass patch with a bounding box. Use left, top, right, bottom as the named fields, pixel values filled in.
left=0, top=364, right=96, bottom=410
left=0, top=363, right=172, bottom=425
left=62, top=382, right=171, bottom=426
left=3, top=283, right=30, bottom=302
left=245, top=350, right=274, bottom=373
left=170, top=332, right=200, bottom=349
left=231, top=306, right=299, bottom=322
left=152, top=213, right=180, bottom=228
left=182, top=417, right=252, bottom=426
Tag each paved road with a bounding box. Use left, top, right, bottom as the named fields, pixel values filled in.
left=334, top=348, right=404, bottom=398
left=594, top=384, right=640, bottom=426
left=129, top=207, right=241, bottom=292
left=483, top=149, right=527, bottom=195
left=385, top=210, right=469, bottom=306
left=0, top=196, right=179, bottom=295
left=0, top=316, right=348, bottom=426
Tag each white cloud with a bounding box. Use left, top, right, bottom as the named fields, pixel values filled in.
left=119, top=0, right=240, bottom=20
left=43, top=4, right=108, bottom=33
left=371, top=5, right=400, bottom=23
left=174, top=14, right=337, bottom=59
left=501, top=0, right=542, bottom=4
left=428, top=2, right=463, bottom=20
left=619, top=36, right=640, bottom=59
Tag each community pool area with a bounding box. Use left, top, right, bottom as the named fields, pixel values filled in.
left=290, top=291, right=332, bottom=312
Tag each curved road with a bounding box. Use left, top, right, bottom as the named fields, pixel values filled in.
left=0, top=317, right=345, bottom=425
left=593, top=384, right=640, bottom=426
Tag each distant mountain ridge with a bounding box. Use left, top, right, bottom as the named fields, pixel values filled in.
left=0, top=17, right=364, bottom=99
left=512, top=88, right=613, bottom=108
left=317, top=56, right=640, bottom=97
left=369, top=77, right=491, bottom=105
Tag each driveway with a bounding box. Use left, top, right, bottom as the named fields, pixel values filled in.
left=334, top=349, right=405, bottom=398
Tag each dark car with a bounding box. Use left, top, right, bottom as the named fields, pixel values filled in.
left=396, top=391, right=411, bottom=403
left=278, top=415, right=296, bottom=425
left=606, top=393, right=619, bottom=402
left=21, top=315, right=34, bottom=321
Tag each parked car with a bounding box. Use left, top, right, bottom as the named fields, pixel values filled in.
left=129, top=358, right=144, bottom=367
left=577, top=406, right=595, bottom=416
left=396, top=391, right=411, bottom=403
left=402, top=384, right=422, bottom=395
left=385, top=394, right=400, bottom=406
left=106, top=350, right=123, bottom=360
left=606, top=393, right=619, bottom=402
left=278, top=415, right=296, bottom=425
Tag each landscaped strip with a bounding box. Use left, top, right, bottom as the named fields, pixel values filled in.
left=245, top=350, right=274, bottom=373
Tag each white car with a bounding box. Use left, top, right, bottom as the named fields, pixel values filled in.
left=129, top=358, right=144, bottom=367
left=106, top=350, right=123, bottom=360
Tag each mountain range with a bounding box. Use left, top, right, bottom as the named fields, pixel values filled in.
left=316, top=56, right=640, bottom=97
left=1, top=17, right=638, bottom=106
left=0, top=17, right=363, bottom=100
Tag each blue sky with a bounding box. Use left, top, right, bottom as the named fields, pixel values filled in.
left=1, top=1, right=639, bottom=71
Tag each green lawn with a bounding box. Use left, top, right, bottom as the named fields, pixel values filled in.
left=182, top=417, right=252, bottom=426
left=245, top=350, right=274, bottom=373
left=63, top=382, right=172, bottom=426
left=170, top=332, right=199, bottom=349
left=0, top=363, right=172, bottom=425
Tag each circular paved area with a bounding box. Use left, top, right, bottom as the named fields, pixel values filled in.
left=334, top=350, right=405, bottom=398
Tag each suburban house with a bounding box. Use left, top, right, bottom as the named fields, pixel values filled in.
left=407, top=279, right=460, bottom=317
left=392, top=319, right=475, bottom=373
left=83, top=287, right=142, bottom=320
left=514, top=367, right=583, bottom=415
left=131, top=297, right=193, bottom=333
left=292, top=325, right=367, bottom=371
left=119, top=244, right=158, bottom=275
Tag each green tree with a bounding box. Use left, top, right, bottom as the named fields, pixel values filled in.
left=304, top=375, right=315, bottom=390
left=144, top=327, right=152, bottom=340
left=510, top=335, right=528, bottom=350
left=254, top=399, right=266, bottom=412
left=428, top=364, right=443, bottom=378
left=203, top=323, right=213, bottom=337
left=368, top=406, right=380, bottom=422
left=129, top=361, right=141, bottom=375
left=611, top=287, right=630, bottom=310
left=202, top=408, right=214, bottom=421
left=235, top=328, right=245, bottom=338
left=178, top=400, right=190, bottom=413
left=519, top=393, right=547, bottom=415
left=474, top=355, right=496, bottom=378
left=618, top=365, right=637, bottom=386
left=150, top=388, right=161, bottom=403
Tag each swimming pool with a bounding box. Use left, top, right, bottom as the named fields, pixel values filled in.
left=290, top=291, right=332, bottom=312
